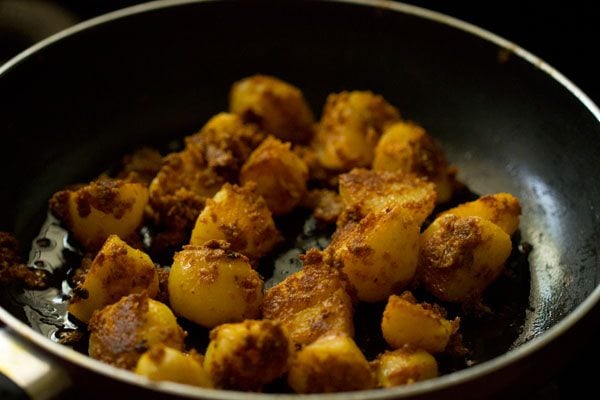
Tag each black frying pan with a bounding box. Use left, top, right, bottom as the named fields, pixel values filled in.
left=1, top=0, right=599, bottom=399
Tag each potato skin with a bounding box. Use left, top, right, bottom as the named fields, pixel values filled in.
left=381, top=292, right=458, bottom=353
left=287, top=333, right=375, bottom=393
left=230, top=74, right=315, bottom=143
left=49, top=179, right=148, bottom=251
left=312, top=91, right=400, bottom=171
left=189, top=182, right=281, bottom=260
left=418, top=214, right=512, bottom=303
left=328, top=206, right=421, bottom=302
left=204, top=319, right=293, bottom=391
left=68, top=235, right=159, bottom=323
left=88, top=293, right=186, bottom=369
left=338, top=168, right=436, bottom=226
left=168, top=241, right=263, bottom=328
left=373, top=121, right=457, bottom=203
left=135, top=344, right=213, bottom=388
left=372, top=347, right=438, bottom=387
left=439, top=192, right=521, bottom=235
left=240, top=136, right=308, bottom=215
left=262, top=249, right=354, bottom=346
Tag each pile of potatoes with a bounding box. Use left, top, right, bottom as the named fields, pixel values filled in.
left=49, top=75, right=521, bottom=393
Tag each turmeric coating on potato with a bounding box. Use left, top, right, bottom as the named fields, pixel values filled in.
left=338, top=168, right=436, bottom=226
left=299, top=188, right=343, bottom=223
left=168, top=241, right=263, bottom=328
left=312, top=91, right=400, bottom=171
left=68, top=234, right=159, bottom=323
left=189, top=182, right=281, bottom=260
left=373, top=121, right=459, bottom=203
left=240, top=136, right=309, bottom=215
left=372, top=347, right=439, bottom=387
left=88, top=293, right=186, bottom=369
left=262, top=249, right=354, bottom=346
left=381, top=292, right=459, bottom=353
left=418, top=214, right=512, bottom=304
left=230, top=74, right=315, bottom=143
left=204, top=319, right=293, bottom=391
left=287, top=333, right=375, bottom=393
left=49, top=179, right=148, bottom=251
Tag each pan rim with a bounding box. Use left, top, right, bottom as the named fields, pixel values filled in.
left=1, top=0, right=599, bottom=398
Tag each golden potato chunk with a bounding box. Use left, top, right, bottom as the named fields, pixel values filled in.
left=240, top=136, right=308, bottom=215
left=418, top=214, right=512, bottom=303
left=230, top=74, right=315, bottom=143
left=312, top=91, right=400, bottom=171
left=287, top=333, right=375, bottom=393
left=88, top=293, right=186, bottom=369
left=49, top=179, right=148, bottom=251
left=135, top=344, right=213, bottom=388
left=373, top=121, right=458, bottom=203
left=168, top=241, right=263, bottom=328
left=439, top=192, right=521, bottom=235
left=328, top=206, right=420, bottom=302
left=372, top=348, right=438, bottom=387
left=204, top=319, right=293, bottom=391
left=338, top=168, right=436, bottom=226
left=262, top=249, right=354, bottom=346
left=68, top=235, right=159, bottom=323
left=381, top=292, right=459, bottom=353
left=189, top=182, right=281, bottom=260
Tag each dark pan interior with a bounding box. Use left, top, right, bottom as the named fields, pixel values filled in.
left=1, top=0, right=599, bottom=385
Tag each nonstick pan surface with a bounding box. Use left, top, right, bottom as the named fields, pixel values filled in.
left=0, top=0, right=599, bottom=399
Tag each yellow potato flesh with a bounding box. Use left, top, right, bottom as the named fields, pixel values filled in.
left=374, top=348, right=438, bottom=387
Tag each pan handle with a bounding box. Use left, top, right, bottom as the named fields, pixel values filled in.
left=0, top=328, right=71, bottom=400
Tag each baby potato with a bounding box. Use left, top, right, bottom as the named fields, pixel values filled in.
left=168, top=241, right=263, bottom=328
left=328, top=206, right=420, bottom=302
left=229, top=74, right=315, bottom=143
left=438, top=192, right=521, bottom=235
left=49, top=179, right=148, bottom=251
left=287, top=333, right=375, bottom=393
left=204, top=319, right=293, bottom=391
left=262, top=249, right=354, bottom=346
left=338, top=168, right=436, bottom=225
left=418, top=214, right=512, bottom=303
left=189, top=182, right=281, bottom=260
left=135, top=344, right=213, bottom=388
left=372, top=348, right=438, bottom=387
left=68, top=235, right=159, bottom=323
left=240, top=136, right=309, bottom=215
left=88, top=293, right=186, bottom=369
left=381, top=292, right=459, bottom=353
left=373, top=121, right=457, bottom=203
left=312, top=91, right=400, bottom=171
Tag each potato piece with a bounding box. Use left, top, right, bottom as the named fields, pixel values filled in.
left=189, top=182, right=281, bottom=260
left=372, top=348, right=438, bottom=387
left=49, top=179, right=148, bottom=251
left=168, top=241, right=263, bottom=328
left=230, top=74, right=315, bottom=143
left=204, top=319, right=293, bottom=391
left=373, top=121, right=457, bottom=203
left=262, top=249, right=354, bottom=346
left=88, top=293, right=186, bottom=369
left=240, top=136, right=308, bottom=215
left=135, top=344, right=213, bottom=388
left=418, top=214, right=512, bottom=303
left=68, top=235, right=159, bottom=323
left=381, top=292, right=458, bottom=353
left=328, top=206, right=420, bottom=302
left=312, top=91, right=400, bottom=171
left=338, top=168, right=436, bottom=226
left=438, top=192, right=521, bottom=235
left=287, top=333, right=375, bottom=393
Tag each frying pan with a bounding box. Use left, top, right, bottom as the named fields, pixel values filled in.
left=1, top=0, right=599, bottom=399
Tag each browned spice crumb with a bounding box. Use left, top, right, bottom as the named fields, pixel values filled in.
left=0, top=232, right=47, bottom=289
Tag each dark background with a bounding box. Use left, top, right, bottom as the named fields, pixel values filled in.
left=0, top=1, right=598, bottom=399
